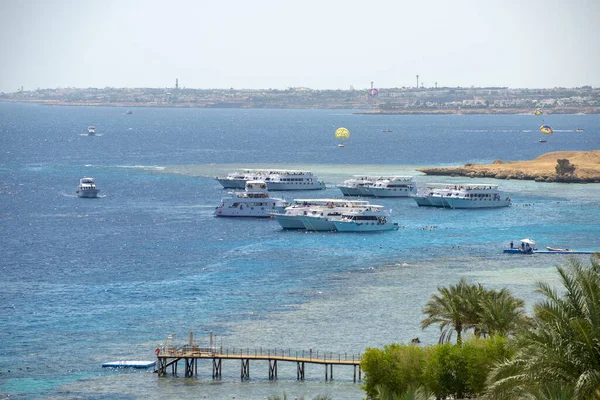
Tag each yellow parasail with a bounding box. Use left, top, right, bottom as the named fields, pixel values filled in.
left=335, top=127, right=350, bottom=139
left=535, top=109, right=543, bottom=116
left=540, top=125, right=553, bottom=135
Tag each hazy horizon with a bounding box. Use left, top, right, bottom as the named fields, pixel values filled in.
left=1, top=0, right=599, bottom=93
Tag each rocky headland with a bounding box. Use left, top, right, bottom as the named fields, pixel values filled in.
left=418, top=151, right=600, bottom=183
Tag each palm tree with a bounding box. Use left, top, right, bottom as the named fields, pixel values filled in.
left=486, top=257, right=600, bottom=399
left=421, top=278, right=474, bottom=345
left=478, top=288, right=529, bottom=338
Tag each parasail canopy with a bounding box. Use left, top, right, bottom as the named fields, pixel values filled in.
left=368, top=88, right=379, bottom=97
left=535, top=109, right=543, bottom=116
left=540, top=125, right=553, bottom=135
left=335, top=127, right=350, bottom=139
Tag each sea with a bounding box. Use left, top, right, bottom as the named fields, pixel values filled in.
left=0, top=102, right=599, bottom=399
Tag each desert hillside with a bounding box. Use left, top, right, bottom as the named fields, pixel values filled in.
left=418, top=151, right=600, bottom=183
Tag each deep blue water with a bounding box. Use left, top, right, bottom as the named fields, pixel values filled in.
left=0, top=103, right=599, bottom=399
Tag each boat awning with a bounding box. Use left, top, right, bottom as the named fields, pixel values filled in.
left=520, top=238, right=536, bottom=245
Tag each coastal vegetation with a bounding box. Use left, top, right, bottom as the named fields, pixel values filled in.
left=361, top=257, right=600, bottom=400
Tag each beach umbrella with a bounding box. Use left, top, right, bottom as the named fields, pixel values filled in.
left=520, top=238, right=536, bottom=245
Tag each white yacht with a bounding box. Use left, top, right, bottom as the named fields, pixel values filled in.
left=214, top=181, right=289, bottom=217
left=76, top=177, right=100, bottom=198
left=413, top=183, right=511, bottom=209
left=216, top=169, right=325, bottom=191
left=216, top=169, right=261, bottom=189
left=364, top=176, right=416, bottom=197
left=272, top=199, right=370, bottom=230
left=412, top=183, right=455, bottom=207
left=332, top=208, right=399, bottom=232
left=297, top=200, right=373, bottom=231
left=87, top=126, right=96, bottom=135
left=336, top=176, right=379, bottom=196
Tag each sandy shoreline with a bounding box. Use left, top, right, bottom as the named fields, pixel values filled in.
left=418, top=151, right=600, bottom=183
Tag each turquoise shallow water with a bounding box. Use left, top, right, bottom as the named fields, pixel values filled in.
left=0, top=103, right=599, bottom=399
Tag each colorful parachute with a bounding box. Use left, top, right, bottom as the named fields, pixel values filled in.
left=535, top=109, right=543, bottom=116
left=368, top=88, right=379, bottom=97
left=335, top=127, right=350, bottom=139
left=540, top=125, right=553, bottom=135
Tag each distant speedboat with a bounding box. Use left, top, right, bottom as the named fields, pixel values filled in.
left=77, top=177, right=100, bottom=198
left=338, top=143, right=344, bottom=147
left=126, top=110, right=133, bottom=115
left=381, top=129, right=392, bottom=132
left=539, top=138, right=547, bottom=143
left=87, top=126, right=96, bottom=135
left=574, top=128, right=584, bottom=132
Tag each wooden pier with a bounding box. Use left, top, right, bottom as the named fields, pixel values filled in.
left=155, top=345, right=362, bottom=382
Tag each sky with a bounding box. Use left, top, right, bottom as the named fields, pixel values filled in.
left=0, top=0, right=599, bottom=93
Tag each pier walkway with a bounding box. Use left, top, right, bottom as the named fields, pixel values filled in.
left=156, top=345, right=362, bottom=382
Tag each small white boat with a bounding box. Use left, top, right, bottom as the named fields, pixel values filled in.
left=214, top=181, right=288, bottom=217
left=76, top=177, right=100, bottom=198
left=546, top=246, right=570, bottom=252
left=338, top=143, right=344, bottom=147
left=87, top=126, right=96, bottom=135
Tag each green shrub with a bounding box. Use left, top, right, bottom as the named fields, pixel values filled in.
left=361, top=344, right=427, bottom=398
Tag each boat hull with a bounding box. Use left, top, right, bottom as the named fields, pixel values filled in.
left=367, top=187, right=414, bottom=197
left=77, top=189, right=100, bottom=198
left=266, top=182, right=325, bottom=191
left=332, top=221, right=399, bottom=232
left=440, top=197, right=511, bottom=209
left=273, top=214, right=305, bottom=229
left=298, top=216, right=336, bottom=231
left=215, top=205, right=287, bottom=217
left=217, top=178, right=246, bottom=189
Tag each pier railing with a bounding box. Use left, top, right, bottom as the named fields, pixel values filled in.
left=159, top=345, right=362, bottom=363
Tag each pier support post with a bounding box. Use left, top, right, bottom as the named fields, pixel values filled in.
left=241, top=359, right=250, bottom=380
left=157, top=357, right=167, bottom=376
left=268, top=360, right=278, bottom=380
left=212, top=358, right=222, bottom=379
left=185, top=358, right=194, bottom=377
left=330, top=363, right=333, bottom=381
left=297, top=362, right=305, bottom=381
left=325, top=363, right=328, bottom=381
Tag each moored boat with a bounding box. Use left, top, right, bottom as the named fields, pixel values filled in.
left=331, top=208, right=399, bottom=232
left=87, top=126, right=96, bottom=135
left=336, top=176, right=379, bottom=196
left=214, top=181, right=288, bottom=217
left=216, top=169, right=325, bottom=191
left=272, top=199, right=371, bottom=230
left=364, top=176, right=416, bottom=197
left=413, top=183, right=511, bottom=209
